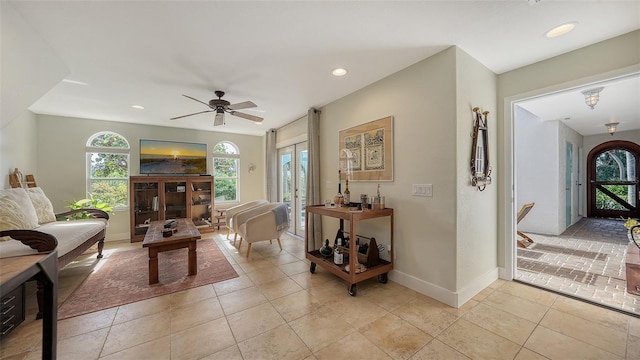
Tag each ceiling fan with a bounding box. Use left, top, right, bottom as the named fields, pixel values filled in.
left=170, top=90, right=263, bottom=126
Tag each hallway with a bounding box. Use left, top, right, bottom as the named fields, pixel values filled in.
left=516, top=217, right=640, bottom=315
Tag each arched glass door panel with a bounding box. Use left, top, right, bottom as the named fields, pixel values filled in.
left=588, top=141, right=639, bottom=219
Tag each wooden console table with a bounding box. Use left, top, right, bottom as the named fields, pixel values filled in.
left=0, top=251, right=57, bottom=359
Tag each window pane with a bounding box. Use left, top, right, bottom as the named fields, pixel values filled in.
left=91, top=153, right=128, bottom=178
left=596, top=150, right=636, bottom=181
left=90, top=179, right=128, bottom=207
left=213, top=142, right=238, bottom=154
left=214, top=158, right=237, bottom=177
left=214, top=179, right=237, bottom=201
left=90, top=133, right=129, bottom=148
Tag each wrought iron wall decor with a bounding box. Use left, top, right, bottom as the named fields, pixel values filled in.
left=470, top=107, right=492, bottom=191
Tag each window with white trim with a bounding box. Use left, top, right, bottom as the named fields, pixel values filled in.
left=213, top=141, right=239, bottom=203
left=86, top=132, right=130, bottom=209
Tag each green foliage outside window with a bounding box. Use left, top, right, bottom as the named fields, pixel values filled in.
left=595, top=185, right=631, bottom=210
left=595, top=149, right=636, bottom=210
left=596, top=150, right=634, bottom=181
left=213, top=142, right=239, bottom=202
left=87, top=132, right=130, bottom=208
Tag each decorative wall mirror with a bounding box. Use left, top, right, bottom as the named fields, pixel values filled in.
left=470, top=107, right=492, bottom=191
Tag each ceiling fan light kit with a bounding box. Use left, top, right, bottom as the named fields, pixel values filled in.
left=170, top=90, right=263, bottom=126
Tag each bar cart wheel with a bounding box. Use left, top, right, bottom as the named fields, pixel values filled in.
left=348, top=283, right=357, bottom=296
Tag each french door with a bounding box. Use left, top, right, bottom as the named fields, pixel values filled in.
left=278, top=143, right=308, bottom=237
left=587, top=140, right=639, bottom=219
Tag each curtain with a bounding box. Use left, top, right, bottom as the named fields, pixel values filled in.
left=265, top=129, right=277, bottom=202
left=307, top=108, right=323, bottom=249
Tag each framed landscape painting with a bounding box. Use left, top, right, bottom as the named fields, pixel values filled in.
left=339, top=116, right=393, bottom=181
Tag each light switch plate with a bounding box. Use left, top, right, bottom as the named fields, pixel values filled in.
left=412, top=184, right=433, bottom=197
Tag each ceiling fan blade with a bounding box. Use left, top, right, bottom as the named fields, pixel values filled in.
left=214, top=112, right=225, bottom=126
left=227, top=101, right=257, bottom=111
left=229, top=111, right=263, bottom=122
left=170, top=110, right=213, bottom=120
left=182, top=94, right=211, bottom=108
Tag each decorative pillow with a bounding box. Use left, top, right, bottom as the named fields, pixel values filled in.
left=26, top=187, right=57, bottom=224
left=0, top=188, right=40, bottom=241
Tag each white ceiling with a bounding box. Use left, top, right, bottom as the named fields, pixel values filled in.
left=8, top=0, right=640, bottom=136
left=518, top=74, right=640, bottom=136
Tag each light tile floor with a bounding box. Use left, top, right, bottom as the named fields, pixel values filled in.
left=2, top=230, right=640, bottom=359
left=516, top=217, right=640, bottom=315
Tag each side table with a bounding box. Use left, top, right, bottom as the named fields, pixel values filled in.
left=0, top=251, right=57, bottom=359
left=214, top=209, right=227, bottom=231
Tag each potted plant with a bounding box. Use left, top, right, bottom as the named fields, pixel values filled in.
left=624, top=218, right=640, bottom=250
left=60, top=194, right=114, bottom=220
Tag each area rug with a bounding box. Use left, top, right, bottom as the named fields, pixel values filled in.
left=58, top=239, right=238, bottom=319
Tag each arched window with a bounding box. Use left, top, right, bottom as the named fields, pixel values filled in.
left=86, top=132, right=130, bottom=209
left=213, top=141, right=239, bottom=203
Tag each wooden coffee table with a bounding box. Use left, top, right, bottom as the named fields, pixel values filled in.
left=142, top=218, right=201, bottom=284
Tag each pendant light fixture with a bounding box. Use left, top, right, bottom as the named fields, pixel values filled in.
left=581, top=87, right=604, bottom=109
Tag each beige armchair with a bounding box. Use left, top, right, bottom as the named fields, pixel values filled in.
left=224, top=200, right=268, bottom=241
left=237, top=203, right=289, bottom=257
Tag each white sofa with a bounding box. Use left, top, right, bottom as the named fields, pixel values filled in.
left=0, top=187, right=109, bottom=318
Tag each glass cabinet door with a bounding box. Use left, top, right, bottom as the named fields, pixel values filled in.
left=191, top=179, right=212, bottom=228
left=164, top=181, right=187, bottom=219
left=133, top=182, right=159, bottom=236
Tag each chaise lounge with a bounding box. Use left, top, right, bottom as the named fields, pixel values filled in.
left=0, top=187, right=109, bottom=318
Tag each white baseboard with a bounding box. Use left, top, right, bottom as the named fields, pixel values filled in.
left=498, top=266, right=513, bottom=280
left=455, top=268, right=500, bottom=306
left=389, top=267, right=499, bottom=308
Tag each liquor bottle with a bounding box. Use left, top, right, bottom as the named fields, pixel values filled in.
left=334, top=170, right=344, bottom=206
left=344, top=179, right=351, bottom=206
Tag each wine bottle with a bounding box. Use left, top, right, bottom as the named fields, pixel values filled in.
left=334, top=170, right=344, bottom=206
left=344, top=179, right=351, bottom=206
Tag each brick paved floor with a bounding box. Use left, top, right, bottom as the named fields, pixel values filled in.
left=516, top=217, right=640, bottom=315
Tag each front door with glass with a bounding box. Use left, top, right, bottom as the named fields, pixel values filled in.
left=587, top=141, right=639, bottom=219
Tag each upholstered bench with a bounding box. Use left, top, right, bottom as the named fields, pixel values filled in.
left=0, top=187, right=109, bottom=318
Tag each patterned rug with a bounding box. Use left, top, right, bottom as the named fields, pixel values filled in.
left=58, top=238, right=238, bottom=319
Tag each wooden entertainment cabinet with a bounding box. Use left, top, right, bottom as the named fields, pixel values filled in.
left=129, top=175, right=214, bottom=242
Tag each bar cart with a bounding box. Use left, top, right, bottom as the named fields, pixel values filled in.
left=305, top=205, right=394, bottom=296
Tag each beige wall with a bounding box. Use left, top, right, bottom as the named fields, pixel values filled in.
left=454, top=48, right=498, bottom=296
left=497, top=30, right=640, bottom=273
left=1, top=2, right=69, bottom=127
left=277, top=115, right=308, bottom=148
left=0, top=111, right=39, bottom=189
left=1, top=2, right=66, bottom=189
left=318, top=46, right=498, bottom=305
left=35, top=114, right=266, bottom=241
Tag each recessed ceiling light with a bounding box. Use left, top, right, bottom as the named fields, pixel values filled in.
left=332, top=68, right=348, bottom=77
left=131, top=105, right=145, bottom=110
left=62, top=79, right=88, bottom=86
left=545, top=22, right=577, bottom=38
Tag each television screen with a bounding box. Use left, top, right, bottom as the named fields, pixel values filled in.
left=140, top=139, right=207, bottom=175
